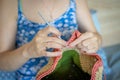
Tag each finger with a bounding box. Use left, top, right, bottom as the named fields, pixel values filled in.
left=86, top=49, right=97, bottom=54
left=77, top=37, right=97, bottom=49
left=77, top=43, right=83, bottom=49
left=44, top=42, right=64, bottom=49
left=42, top=26, right=61, bottom=36
left=82, top=37, right=97, bottom=46
left=46, top=51, right=62, bottom=57
left=45, top=37, right=67, bottom=46
left=69, top=32, right=93, bottom=47
left=81, top=46, right=88, bottom=52
left=87, top=43, right=98, bottom=50
left=80, top=43, right=98, bottom=53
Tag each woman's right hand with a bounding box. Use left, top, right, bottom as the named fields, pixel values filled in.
left=23, top=26, right=66, bottom=58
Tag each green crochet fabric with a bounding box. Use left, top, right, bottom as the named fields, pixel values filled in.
left=42, top=50, right=91, bottom=80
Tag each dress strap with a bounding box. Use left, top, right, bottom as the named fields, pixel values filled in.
left=70, top=0, right=76, bottom=11
left=18, top=0, right=23, bottom=12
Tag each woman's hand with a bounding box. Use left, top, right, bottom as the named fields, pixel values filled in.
left=23, top=26, right=66, bottom=58
left=69, top=32, right=102, bottom=54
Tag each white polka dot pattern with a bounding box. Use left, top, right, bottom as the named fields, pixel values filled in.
left=15, top=0, right=78, bottom=80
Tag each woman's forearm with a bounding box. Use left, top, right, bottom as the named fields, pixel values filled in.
left=0, top=43, right=30, bottom=71
left=76, top=0, right=97, bottom=33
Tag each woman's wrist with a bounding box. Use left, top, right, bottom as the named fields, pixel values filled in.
left=22, top=42, right=33, bottom=59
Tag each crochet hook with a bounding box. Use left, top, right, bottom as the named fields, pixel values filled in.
left=38, top=11, right=61, bottom=39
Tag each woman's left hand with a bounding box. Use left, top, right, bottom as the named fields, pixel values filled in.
left=69, top=32, right=102, bottom=54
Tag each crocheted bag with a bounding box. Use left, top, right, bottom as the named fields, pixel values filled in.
left=36, top=30, right=103, bottom=80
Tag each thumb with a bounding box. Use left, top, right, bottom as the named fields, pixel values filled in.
left=69, top=32, right=93, bottom=47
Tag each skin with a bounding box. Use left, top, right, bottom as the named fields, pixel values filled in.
left=0, top=0, right=101, bottom=71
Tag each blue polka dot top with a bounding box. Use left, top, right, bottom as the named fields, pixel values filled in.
left=16, top=0, right=78, bottom=80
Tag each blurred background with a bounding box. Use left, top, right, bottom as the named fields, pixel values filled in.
left=88, top=0, right=120, bottom=54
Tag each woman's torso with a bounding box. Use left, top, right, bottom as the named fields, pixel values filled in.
left=16, top=0, right=78, bottom=79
